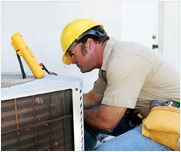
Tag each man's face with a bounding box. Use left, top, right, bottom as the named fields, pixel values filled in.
left=67, top=39, right=97, bottom=73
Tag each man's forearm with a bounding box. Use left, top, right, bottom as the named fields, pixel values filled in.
left=84, top=105, right=127, bottom=132
left=83, top=91, right=103, bottom=108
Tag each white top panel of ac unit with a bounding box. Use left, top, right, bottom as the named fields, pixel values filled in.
left=1, top=73, right=83, bottom=100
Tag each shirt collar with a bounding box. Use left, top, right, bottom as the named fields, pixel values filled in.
left=101, top=38, right=117, bottom=71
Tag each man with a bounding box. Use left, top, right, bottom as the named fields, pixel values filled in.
left=60, top=18, right=180, bottom=150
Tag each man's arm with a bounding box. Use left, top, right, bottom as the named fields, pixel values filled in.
left=83, top=91, right=127, bottom=132
left=84, top=105, right=127, bottom=132
left=83, top=90, right=103, bottom=108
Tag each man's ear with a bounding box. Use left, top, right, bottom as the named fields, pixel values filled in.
left=86, top=38, right=94, bottom=50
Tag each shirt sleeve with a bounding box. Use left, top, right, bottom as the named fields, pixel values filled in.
left=102, top=54, right=153, bottom=109
left=92, top=70, right=107, bottom=95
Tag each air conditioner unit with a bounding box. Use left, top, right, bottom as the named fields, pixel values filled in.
left=1, top=74, right=84, bottom=151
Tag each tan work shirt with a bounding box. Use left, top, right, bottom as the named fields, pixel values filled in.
left=92, top=38, right=180, bottom=114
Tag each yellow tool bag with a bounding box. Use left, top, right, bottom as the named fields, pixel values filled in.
left=142, top=106, right=180, bottom=151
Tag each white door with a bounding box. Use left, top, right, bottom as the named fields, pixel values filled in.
left=120, top=1, right=159, bottom=48
left=120, top=1, right=180, bottom=72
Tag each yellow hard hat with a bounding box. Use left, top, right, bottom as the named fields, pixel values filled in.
left=60, top=18, right=103, bottom=65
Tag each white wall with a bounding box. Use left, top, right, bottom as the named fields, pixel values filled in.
left=158, top=1, right=180, bottom=72
left=1, top=1, right=123, bottom=93
left=1, top=1, right=180, bottom=93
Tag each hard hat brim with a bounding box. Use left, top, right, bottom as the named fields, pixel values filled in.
left=62, top=53, right=72, bottom=65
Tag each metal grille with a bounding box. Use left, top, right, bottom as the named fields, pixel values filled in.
left=1, top=89, right=74, bottom=151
